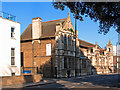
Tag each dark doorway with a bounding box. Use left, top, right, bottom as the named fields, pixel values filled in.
left=55, top=67, right=57, bottom=78
left=21, top=52, right=24, bottom=67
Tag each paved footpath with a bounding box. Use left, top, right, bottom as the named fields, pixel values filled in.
left=25, top=73, right=120, bottom=89
left=2, top=79, right=58, bottom=88
left=2, top=74, right=100, bottom=88
left=2, top=73, right=120, bottom=89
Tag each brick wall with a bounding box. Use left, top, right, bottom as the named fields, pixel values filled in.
left=21, top=38, right=55, bottom=77
left=1, top=74, right=42, bottom=86
left=21, top=41, right=33, bottom=67
left=33, top=39, right=55, bottom=77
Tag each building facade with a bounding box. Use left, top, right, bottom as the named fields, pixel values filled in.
left=0, top=12, right=21, bottom=76
left=78, top=39, right=97, bottom=75
left=83, top=40, right=115, bottom=74
left=21, top=13, right=116, bottom=78
left=113, top=45, right=120, bottom=73
left=21, top=13, right=80, bottom=77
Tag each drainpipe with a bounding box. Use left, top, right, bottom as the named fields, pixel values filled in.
left=32, top=40, right=34, bottom=75
left=50, top=37, right=53, bottom=77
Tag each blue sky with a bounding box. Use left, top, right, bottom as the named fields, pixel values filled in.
left=2, top=2, right=118, bottom=47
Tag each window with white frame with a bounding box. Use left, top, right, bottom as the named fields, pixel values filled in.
left=46, top=44, right=51, bottom=56
left=11, top=27, right=15, bottom=38
left=11, top=48, right=15, bottom=65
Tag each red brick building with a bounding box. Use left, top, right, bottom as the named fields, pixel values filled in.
left=21, top=13, right=116, bottom=78
left=21, top=13, right=80, bottom=77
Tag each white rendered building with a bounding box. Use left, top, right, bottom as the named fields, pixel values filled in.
left=113, top=45, right=120, bottom=72
left=0, top=12, right=21, bottom=76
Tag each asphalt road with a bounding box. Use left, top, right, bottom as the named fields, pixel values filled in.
left=24, top=74, right=120, bottom=89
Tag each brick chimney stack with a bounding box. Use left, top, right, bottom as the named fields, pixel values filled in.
left=32, top=17, right=42, bottom=39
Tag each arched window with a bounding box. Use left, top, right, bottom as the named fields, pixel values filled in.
left=64, top=34, right=67, bottom=49
left=69, top=36, right=72, bottom=46
left=109, top=48, right=110, bottom=52
left=64, top=57, right=67, bottom=68
left=61, top=34, right=64, bottom=43
left=68, top=35, right=71, bottom=46
left=72, top=36, right=74, bottom=46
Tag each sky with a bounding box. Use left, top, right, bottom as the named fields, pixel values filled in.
left=2, top=2, right=118, bottom=48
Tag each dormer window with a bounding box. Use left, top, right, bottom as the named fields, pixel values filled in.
left=11, top=27, right=15, bottom=38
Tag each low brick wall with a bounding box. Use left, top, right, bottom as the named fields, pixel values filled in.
left=1, top=74, right=42, bottom=86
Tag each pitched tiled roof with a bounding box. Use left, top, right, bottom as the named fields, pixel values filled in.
left=21, top=18, right=67, bottom=41
left=79, top=39, right=95, bottom=48
left=21, top=24, right=32, bottom=40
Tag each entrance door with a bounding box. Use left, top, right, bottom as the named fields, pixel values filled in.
left=21, top=52, right=24, bottom=67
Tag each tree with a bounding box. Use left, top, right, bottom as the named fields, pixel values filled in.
left=52, top=2, right=120, bottom=35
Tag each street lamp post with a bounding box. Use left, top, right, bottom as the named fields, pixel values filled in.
left=116, top=42, right=118, bottom=73
left=74, top=16, right=77, bottom=77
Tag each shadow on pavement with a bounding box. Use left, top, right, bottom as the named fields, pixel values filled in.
left=23, top=82, right=69, bottom=90
left=62, top=74, right=120, bottom=88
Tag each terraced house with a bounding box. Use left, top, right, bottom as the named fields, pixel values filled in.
left=0, top=12, right=21, bottom=77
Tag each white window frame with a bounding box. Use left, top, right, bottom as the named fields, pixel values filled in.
left=46, top=44, right=51, bottom=56
left=11, top=48, right=15, bottom=65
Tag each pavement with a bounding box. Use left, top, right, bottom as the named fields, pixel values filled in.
left=2, top=79, right=58, bottom=88
left=2, top=75, right=96, bottom=88
left=2, top=73, right=120, bottom=89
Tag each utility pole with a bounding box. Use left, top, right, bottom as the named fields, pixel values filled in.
left=116, top=42, right=118, bottom=73
left=74, top=15, right=77, bottom=77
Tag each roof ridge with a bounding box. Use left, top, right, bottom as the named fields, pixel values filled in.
left=42, top=18, right=67, bottom=23
left=27, top=18, right=67, bottom=25
left=79, top=39, right=95, bottom=46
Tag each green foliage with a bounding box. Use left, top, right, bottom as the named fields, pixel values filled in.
left=67, top=28, right=74, bottom=34
left=52, top=2, right=120, bottom=35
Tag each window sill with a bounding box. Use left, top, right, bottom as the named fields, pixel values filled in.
left=11, top=37, right=16, bottom=40
left=46, top=55, right=51, bottom=57
left=11, top=65, right=17, bottom=67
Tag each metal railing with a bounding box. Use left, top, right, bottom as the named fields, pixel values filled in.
left=0, top=11, right=16, bottom=21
